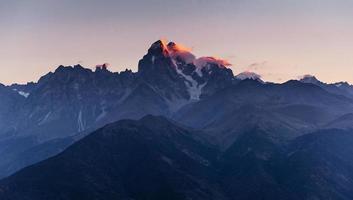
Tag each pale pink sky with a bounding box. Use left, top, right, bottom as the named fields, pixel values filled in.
left=1, top=0, right=353, bottom=85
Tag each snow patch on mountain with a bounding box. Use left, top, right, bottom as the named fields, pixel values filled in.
left=235, top=71, right=262, bottom=82
left=78, top=110, right=85, bottom=132
left=175, top=63, right=205, bottom=100
left=38, top=112, right=51, bottom=126
left=12, top=89, right=30, bottom=98
left=194, top=57, right=231, bottom=69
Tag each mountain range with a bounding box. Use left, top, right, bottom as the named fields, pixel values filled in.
left=0, top=40, right=352, bottom=199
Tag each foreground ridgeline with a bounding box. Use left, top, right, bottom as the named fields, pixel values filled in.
left=0, top=41, right=353, bottom=199
left=1, top=116, right=353, bottom=200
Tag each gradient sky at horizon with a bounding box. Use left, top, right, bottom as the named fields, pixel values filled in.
left=1, top=0, right=353, bottom=85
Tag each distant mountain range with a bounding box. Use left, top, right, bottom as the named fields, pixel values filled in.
left=0, top=40, right=353, bottom=199
left=300, top=75, right=353, bottom=99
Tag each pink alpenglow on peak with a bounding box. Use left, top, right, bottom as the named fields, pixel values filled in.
left=193, top=56, right=232, bottom=68
left=154, top=39, right=232, bottom=69
left=166, top=42, right=196, bottom=64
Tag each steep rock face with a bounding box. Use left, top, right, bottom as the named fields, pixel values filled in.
left=13, top=65, right=136, bottom=140
left=138, top=40, right=234, bottom=103
left=137, top=40, right=191, bottom=110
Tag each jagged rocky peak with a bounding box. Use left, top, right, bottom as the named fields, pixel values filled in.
left=142, top=39, right=232, bottom=69
left=53, top=64, right=113, bottom=75
left=34, top=64, right=120, bottom=94
left=138, top=40, right=177, bottom=76
left=54, top=64, right=92, bottom=74
left=149, top=40, right=169, bottom=57
left=44, top=64, right=115, bottom=81
left=95, top=63, right=110, bottom=72
left=28, top=40, right=234, bottom=104
left=141, top=40, right=233, bottom=73
left=138, top=40, right=235, bottom=101
left=40, top=65, right=93, bottom=85
left=149, top=39, right=169, bottom=54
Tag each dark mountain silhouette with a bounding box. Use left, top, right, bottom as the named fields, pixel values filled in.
left=0, top=116, right=225, bottom=200
left=1, top=117, right=353, bottom=200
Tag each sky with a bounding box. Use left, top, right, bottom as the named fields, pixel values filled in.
left=1, top=0, right=353, bottom=85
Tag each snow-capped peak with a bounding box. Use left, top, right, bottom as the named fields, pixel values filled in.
left=139, top=40, right=235, bottom=101
left=235, top=71, right=262, bottom=82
